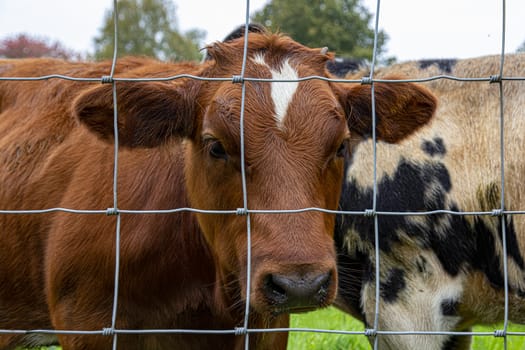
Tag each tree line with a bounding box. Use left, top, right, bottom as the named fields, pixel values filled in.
left=1, top=0, right=524, bottom=62
left=0, top=0, right=387, bottom=62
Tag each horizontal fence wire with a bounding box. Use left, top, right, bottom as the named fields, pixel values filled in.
left=3, top=74, right=525, bottom=84
left=1, top=0, right=525, bottom=349
left=4, top=208, right=525, bottom=216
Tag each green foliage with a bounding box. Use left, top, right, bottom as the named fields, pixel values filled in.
left=251, top=0, right=388, bottom=61
left=93, top=0, right=205, bottom=61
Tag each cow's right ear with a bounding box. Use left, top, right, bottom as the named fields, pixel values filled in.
left=73, top=80, right=199, bottom=148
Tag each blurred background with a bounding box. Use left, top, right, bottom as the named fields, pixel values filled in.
left=1, top=0, right=524, bottom=63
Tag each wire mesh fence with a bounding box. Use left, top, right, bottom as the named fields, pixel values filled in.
left=1, top=0, right=525, bottom=349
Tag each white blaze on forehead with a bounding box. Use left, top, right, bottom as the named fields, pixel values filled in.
left=251, top=53, right=299, bottom=128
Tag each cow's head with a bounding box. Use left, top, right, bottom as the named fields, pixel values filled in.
left=73, top=32, right=436, bottom=316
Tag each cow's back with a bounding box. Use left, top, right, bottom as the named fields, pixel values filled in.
left=0, top=58, right=220, bottom=349
left=0, top=59, right=104, bottom=342
left=347, top=54, right=525, bottom=256
left=347, top=54, right=525, bottom=212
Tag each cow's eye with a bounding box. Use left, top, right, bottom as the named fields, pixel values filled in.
left=208, top=140, right=227, bottom=160
left=336, top=140, right=347, bottom=158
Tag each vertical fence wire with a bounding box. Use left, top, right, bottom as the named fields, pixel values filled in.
left=0, top=0, right=524, bottom=349
left=108, top=0, right=121, bottom=349
left=368, top=1, right=381, bottom=349
left=497, top=1, right=509, bottom=348
left=239, top=1, right=253, bottom=348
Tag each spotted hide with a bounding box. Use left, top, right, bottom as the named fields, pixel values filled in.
left=335, top=53, right=525, bottom=350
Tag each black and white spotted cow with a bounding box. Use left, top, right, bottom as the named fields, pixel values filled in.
left=335, top=53, right=525, bottom=349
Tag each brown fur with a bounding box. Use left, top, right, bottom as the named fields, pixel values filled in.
left=0, top=32, right=436, bottom=349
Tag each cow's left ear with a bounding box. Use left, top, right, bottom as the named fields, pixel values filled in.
left=73, top=80, right=199, bottom=148
left=340, top=76, right=437, bottom=143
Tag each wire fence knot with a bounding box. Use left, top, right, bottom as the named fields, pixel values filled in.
left=106, top=207, right=119, bottom=216
left=232, top=75, right=244, bottom=84
left=101, top=76, right=114, bottom=84
left=236, top=208, right=248, bottom=216
left=364, top=328, right=377, bottom=337
left=364, top=209, right=376, bottom=217
left=491, top=209, right=503, bottom=216
left=494, top=329, right=506, bottom=337
left=361, top=76, right=373, bottom=85
left=102, top=327, right=115, bottom=336
left=234, top=327, right=248, bottom=336
left=489, top=74, right=502, bottom=83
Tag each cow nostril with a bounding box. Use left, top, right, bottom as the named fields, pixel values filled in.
left=262, top=272, right=332, bottom=312
left=315, top=273, right=331, bottom=297
left=264, top=274, right=288, bottom=304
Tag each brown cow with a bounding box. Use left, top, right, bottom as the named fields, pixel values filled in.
left=0, top=32, right=436, bottom=349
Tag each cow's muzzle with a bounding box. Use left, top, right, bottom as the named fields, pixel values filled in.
left=262, top=271, right=333, bottom=314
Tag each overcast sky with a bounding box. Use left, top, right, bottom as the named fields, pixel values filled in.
left=0, top=0, right=523, bottom=61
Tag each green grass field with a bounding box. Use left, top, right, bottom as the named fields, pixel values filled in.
left=288, top=307, right=525, bottom=350
left=20, top=307, right=525, bottom=349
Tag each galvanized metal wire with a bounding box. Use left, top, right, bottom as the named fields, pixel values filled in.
left=238, top=1, right=254, bottom=348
